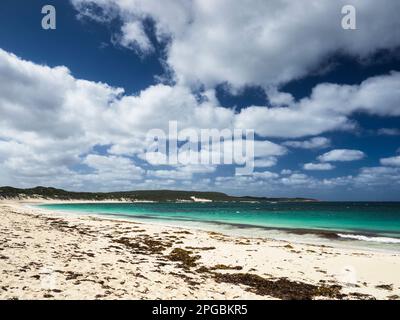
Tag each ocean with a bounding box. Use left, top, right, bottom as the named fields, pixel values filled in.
left=38, top=201, right=400, bottom=251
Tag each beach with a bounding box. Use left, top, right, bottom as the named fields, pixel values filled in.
left=1, top=201, right=399, bottom=300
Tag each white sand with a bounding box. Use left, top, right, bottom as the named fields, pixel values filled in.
left=0, top=201, right=399, bottom=300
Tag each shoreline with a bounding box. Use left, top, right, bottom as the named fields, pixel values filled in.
left=33, top=201, right=400, bottom=253
left=1, top=201, right=400, bottom=300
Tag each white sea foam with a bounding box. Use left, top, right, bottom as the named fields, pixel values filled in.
left=337, top=233, right=400, bottom=244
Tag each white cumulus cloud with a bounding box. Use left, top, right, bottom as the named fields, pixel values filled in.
left=303, top=163, right=335, bottom=171
left=380, top=156, right=400, bottom=167
left=318, top=149, right=365, bottom=162
left=284, top=137, right=331, bottom=149
left=72, top=0, right=400, bottom=89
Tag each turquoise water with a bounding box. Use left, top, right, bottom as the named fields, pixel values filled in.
left=38, top=202, right=400, bottom=244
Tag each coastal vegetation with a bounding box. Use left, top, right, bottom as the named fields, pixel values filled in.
left=0, top=186, right=316, bottom=203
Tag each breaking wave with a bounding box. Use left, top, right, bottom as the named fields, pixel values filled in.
left=337, top=233, right=400, bottom=244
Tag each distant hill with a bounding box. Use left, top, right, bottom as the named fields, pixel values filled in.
left=0, top=186, right=317, bottom=203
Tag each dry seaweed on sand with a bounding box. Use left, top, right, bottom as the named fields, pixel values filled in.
left=167, top=248, right=200, bottom=269
left=185, top=246, right=216, bottom=251
left=210, top=264, right=243, bottom=271
left=213, top=273, right=345, bottom=300
left=375, top=284, right=393, bottom=291
left=114, top=236, right=172, bottom=254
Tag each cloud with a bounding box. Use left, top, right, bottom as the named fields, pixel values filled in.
left=0, top=49, right=240, bottom=188
left=83, top=154, right=144, bottom=177
left=377, top=128, right=400, bottom=136
left=216, top=140, right=286, bottom=171
left=254, top=157, right=277, bottom=168
left=119, top=21, right=155, bottom=54
left=380, top=156, right=400, bottom=167
left=0, top=49, right=140, bottom=188
left=147, top=169, right=192, bottom=180
left=284, top=137, right=330, bottom=149
left=212, top=164, right=400, bottom=199
left=318, top=149, right=365, bottom=162
left=72, top=0, right=400, bottom=89
left=303, top=163, right=335, bottom=171
left=234, top=104, right=353, bottom=138
left=252, top=171, right=280, bottom=180
left=235, top=72, right=400, bottom=138
left=0, top=47, right=398, bottom=198
left=352, top=166, right=400, bottom=187
left=320, top=166, right=400, bottom=190
left=209, top=139, right=286, bottom=158
left=253, top=141, right=287, bottom=158
left=281, top=173, right=316, bottom=186
left=0, top=50, right=121, bottom=140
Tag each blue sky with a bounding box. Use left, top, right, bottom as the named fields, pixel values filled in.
left=0, top=0, right=400, bottom=200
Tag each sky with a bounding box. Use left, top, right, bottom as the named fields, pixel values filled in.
left=0, top=0, right=400, bottom=200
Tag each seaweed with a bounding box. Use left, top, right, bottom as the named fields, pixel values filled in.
left=114, top=236, right=172, bottom=254
left=375, top=284, right=393, bottom=291
left=185, top=246, right=216, bottom=251
left=195, top=266, right=210, bottom=273
left=213, top=272, right=345, bottom=300
left=210, top=264, right=243, bottom=271
left=169, top=272, right=200, bottom=286
left=347, top=292, right=375, bottom=300
left=174, top=231, right=192, bottom=235
left=167, top=248, right=200, bottom=269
